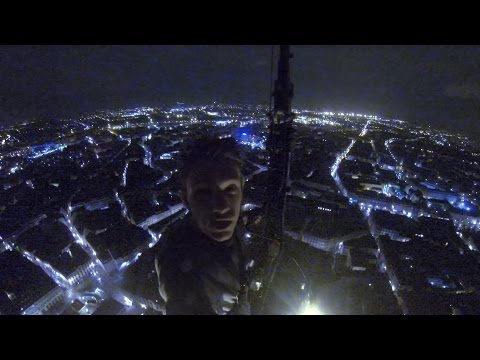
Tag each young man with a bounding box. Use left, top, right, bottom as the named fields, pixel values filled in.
left=155, top=137, right=251, bottom=315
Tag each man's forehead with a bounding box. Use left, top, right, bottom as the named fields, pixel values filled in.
left=188, top=161, right=241, bottom=185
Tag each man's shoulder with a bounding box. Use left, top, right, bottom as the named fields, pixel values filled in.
left=155, top=216, right=191, bottom=248
left=154, top=217, right=204, bottom=269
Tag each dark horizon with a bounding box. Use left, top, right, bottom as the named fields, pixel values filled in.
left=1, top=45, right=479, bottom=136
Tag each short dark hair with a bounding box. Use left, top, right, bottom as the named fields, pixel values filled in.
left=178, top=136, right=244, bottom=190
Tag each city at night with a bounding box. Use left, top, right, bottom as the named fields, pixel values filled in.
left=1, top=45, right=480, bottom=315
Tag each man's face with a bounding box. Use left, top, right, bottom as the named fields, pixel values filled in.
left=182, top=159, right=243, bottom=242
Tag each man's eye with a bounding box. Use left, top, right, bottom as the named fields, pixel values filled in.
left=225, top=185, right=238, bottom=193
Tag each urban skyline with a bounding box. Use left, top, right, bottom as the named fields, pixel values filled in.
left=1, top=45, right=479, bottom=136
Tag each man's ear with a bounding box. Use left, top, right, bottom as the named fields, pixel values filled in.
left=179, top=189, right=189, bottom=208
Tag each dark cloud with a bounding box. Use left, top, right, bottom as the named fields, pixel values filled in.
left=445, top=81, right=480, bottom=99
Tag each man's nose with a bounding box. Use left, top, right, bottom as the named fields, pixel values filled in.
left=212, top=193, right=230, bottom=215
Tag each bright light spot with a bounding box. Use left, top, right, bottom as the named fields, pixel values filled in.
left=299, top=302, right=324, bottom=315
left=123, top=296, right=133, bottom=307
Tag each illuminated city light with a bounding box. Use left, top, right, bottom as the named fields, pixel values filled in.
left=60, top=210, right=106, bottom=272
left=29, top=143, right=66, bottom=159
left=20, top=249, right=71, bottom=289
left=123, top=296, right=133, bottom=307
left=119, top=261, right=130, bottom=271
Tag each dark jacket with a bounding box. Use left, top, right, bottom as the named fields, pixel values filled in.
left=155, top=215, right=251, bottom=315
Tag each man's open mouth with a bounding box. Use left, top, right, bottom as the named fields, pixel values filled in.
left=209, top=219, right=233, bottom=231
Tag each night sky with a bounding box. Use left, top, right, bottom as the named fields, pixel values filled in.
left=0, top=45, right=479, bottom=135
